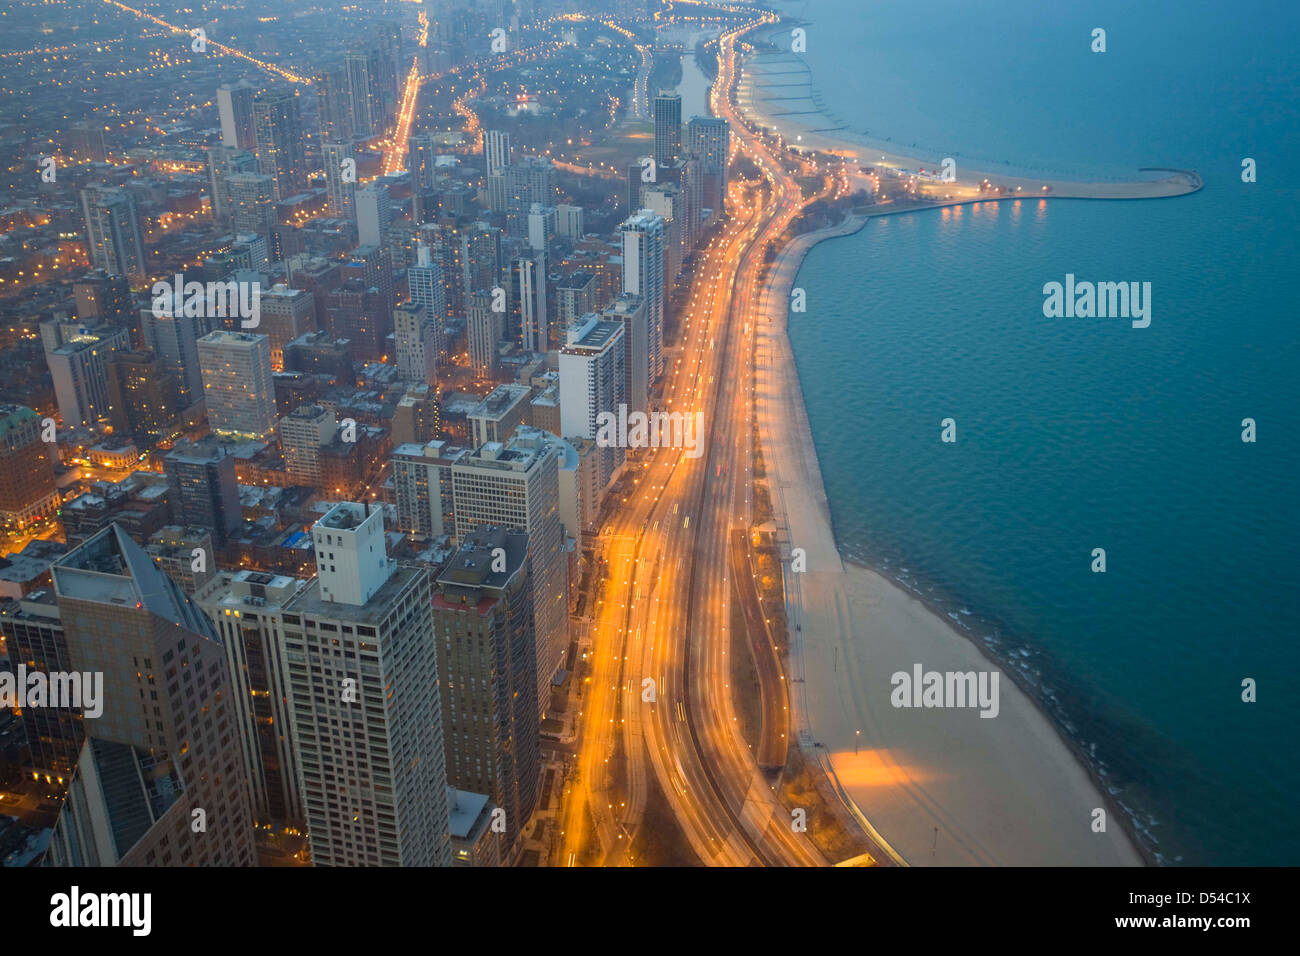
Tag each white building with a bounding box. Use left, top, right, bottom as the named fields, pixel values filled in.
left=558, top=314, right=625, bottom=492
left=602, top=293, right=648, bottom=416
left=356, top=183, right=391, bottom=248
left=620, top=210, right=665, bottom=382
left=283, top=502, right=452, bottom=866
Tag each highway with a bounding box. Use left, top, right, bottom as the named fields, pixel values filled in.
left=560, top=12, right=846, bottom=867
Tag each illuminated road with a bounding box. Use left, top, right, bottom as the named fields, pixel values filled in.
left=560, top=8, right=847, bottom=867
left=99, top=0, right=309, bottom=84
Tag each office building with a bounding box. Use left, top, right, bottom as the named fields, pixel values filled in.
left=46, top=526, right=256, bottom=866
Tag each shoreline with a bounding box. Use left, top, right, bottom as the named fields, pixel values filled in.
left=736, top=38, right=1201, bottom=200
left=755, top=211, right=1147, bottom=866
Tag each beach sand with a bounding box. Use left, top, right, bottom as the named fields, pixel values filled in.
left=756, top=216, right=1144, bottom=866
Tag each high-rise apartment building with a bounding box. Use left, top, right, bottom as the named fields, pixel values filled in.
left=106, top=350, right=181, bottom=444
left=559, top=315, right=626, bottom=492
left=467, top=289, right=503, bottom=378
left=602, top=293, right=648, bottom=415
left=688, top=116, right=730, bottom=213
left=620, top=210, right=666, bottom=382
left=253, top=90, right=307, bottom=202
left=451, top=427, right=566, bottom=719
left=218, top=81, right=257, bottom=149
left=394, top=302, right=441, bottom=384
left=0, top=405, right=59, bottom=530
left=282, top=502, right=453, bottom=866
left=279, top=403, right=338, bottom=487
left=482, top=129, right=513, bottom=179
left=198, top=330, right=277, bottom=440
left=391, top=439, right=466, bottom=538
left=653, top=91, right=683, bottom=168
left=433, top=526, right=539, bottom=852
left=79, top=186, right=147, bottom=282
left=322, top=141, right=357, bottom=219
left=356, top=184, right=391, bottom=248
left=197, top=569, right=309, bottom=826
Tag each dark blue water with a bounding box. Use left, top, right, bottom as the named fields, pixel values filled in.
left=777, top=0, right=1299, bottom=864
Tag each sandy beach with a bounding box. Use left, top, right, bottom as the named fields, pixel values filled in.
left=755, top=215, right=1144, bottom=866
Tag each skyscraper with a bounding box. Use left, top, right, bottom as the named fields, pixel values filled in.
left=356, top=183, right=391, bottom=248
left=512, top=251, right=548, bottom=353
left=482, top=129, right=513, bottom=179
left=197, top=330, right=277, bottom=440
left=197, top=569, right=310, bottom=826
left=46, top=526, right=257, bottom=866
left=391, top=439, right=466, bottom=538
left=467, top=288, right=503, bottom=378
left=433, top=526, right=539, bottom=853
left=0, top=405, right=59, bottom=531
left=217, top=80, right=257, bottom=149
left=653, top=91, right=683, bottom=169
left=559, top=315, right=626, bottom=491
left=313, top=64, right=355, bottom=145
left=253, top=90, right=307, bottom=201
left=322, top=142, right=357, bottom=219
left=164, top=438, right=242, bottom=547
left=79, top=186, right=147, bottom=281
left=688, top=116, right=730, bottom=213
left=620, top=210, right=666, bottom=382
left=282, top=503, right=453, bottom=866
left=451, top=427, right=567, bottom=720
